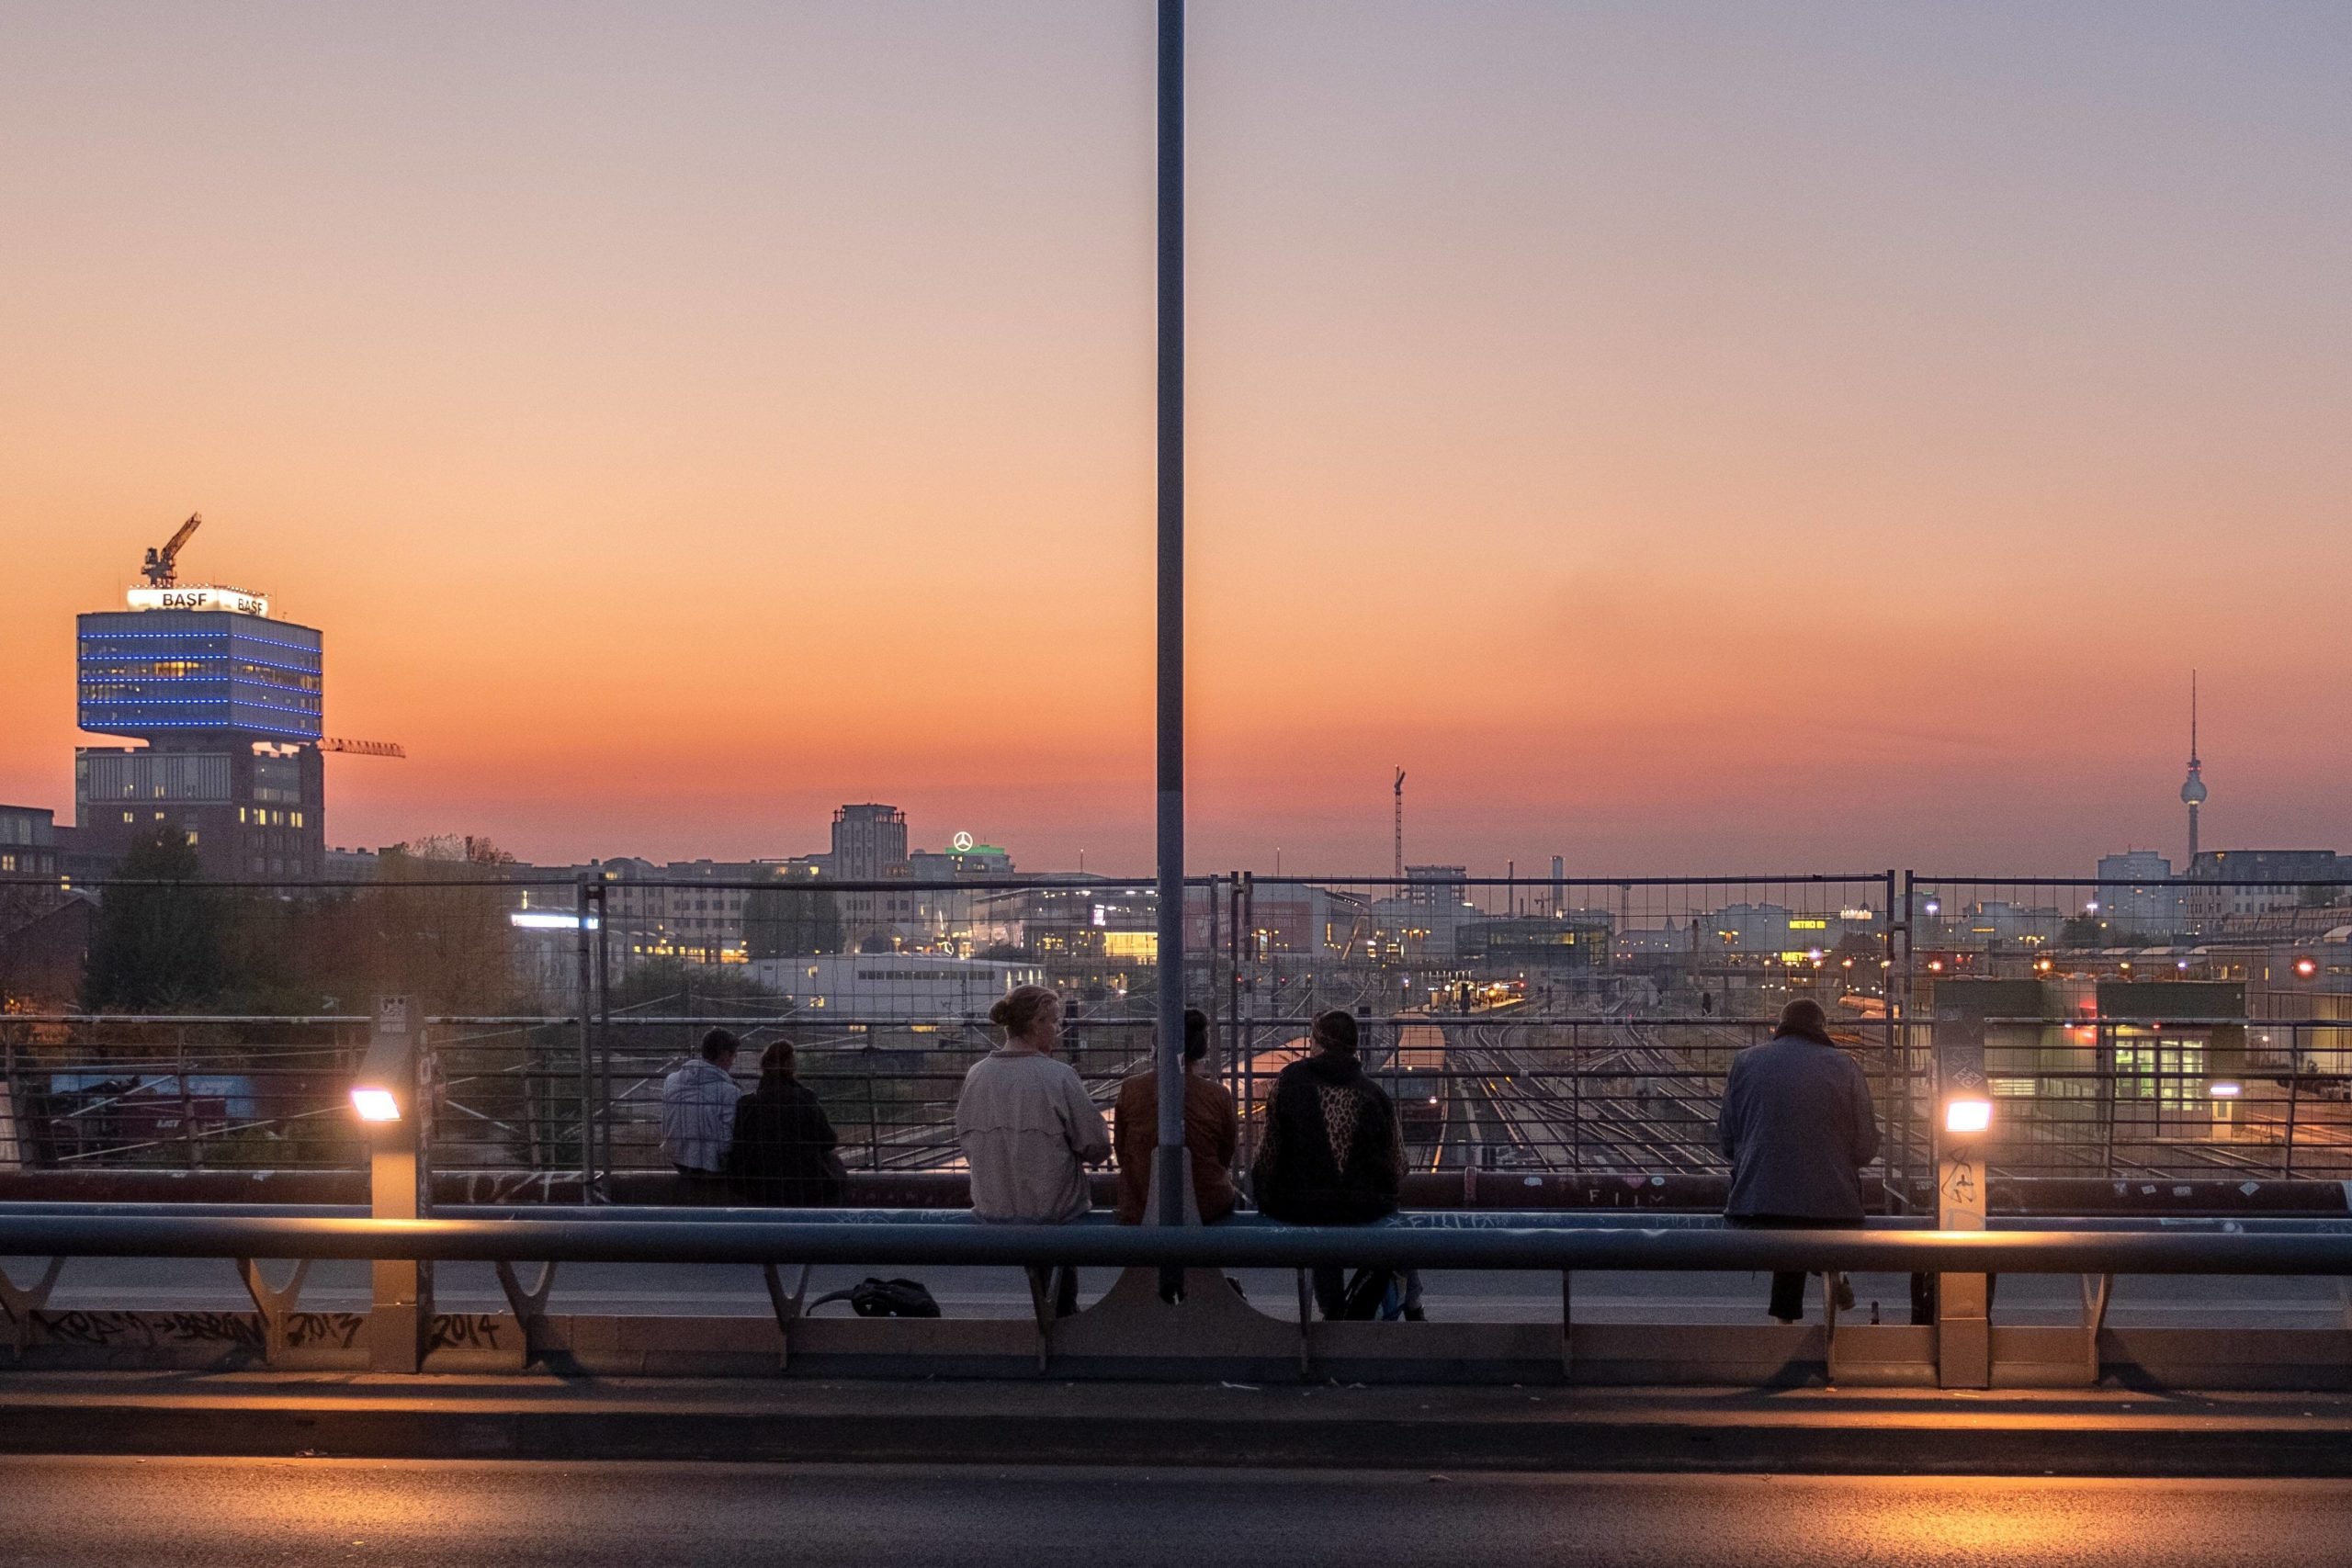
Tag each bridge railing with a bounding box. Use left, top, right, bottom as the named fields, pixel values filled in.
left=2, top=1206, right=2349, bottom=1390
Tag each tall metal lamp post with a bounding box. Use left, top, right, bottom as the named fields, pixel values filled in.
left=1150, top=0, right=1192, bottom=1229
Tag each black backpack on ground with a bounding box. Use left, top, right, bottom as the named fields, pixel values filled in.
left=807, top=1277, right=941, bottom=1318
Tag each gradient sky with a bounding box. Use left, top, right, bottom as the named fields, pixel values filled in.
left=4, top=1, right=2346, bottom=875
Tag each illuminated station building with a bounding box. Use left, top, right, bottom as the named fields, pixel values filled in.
left=74, top=583, right=325, bottom=879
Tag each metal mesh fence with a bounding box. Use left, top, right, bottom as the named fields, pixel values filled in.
left=1205, top=874, right=1917, bottom=1194
left=1903, top=873, right=2352, bottom=1179
left=2, top=866, right=2347, bottom=1190
left=0, top=1017, right=365, bottom=1171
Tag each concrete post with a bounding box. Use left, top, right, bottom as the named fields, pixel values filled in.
left=1935, top=1028, right=1992, bottom=1389
left=360, top=994, right=433, bottom=1373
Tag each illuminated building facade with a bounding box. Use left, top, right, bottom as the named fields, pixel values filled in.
left=73, top=600, right=327, bottom=879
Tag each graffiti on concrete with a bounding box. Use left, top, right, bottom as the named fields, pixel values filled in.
left=30, top=1309, right=369, bottom=1350
left=426, top=1314, right=507, bottom=1351
left=27, top=1309, right=505, bottom=1354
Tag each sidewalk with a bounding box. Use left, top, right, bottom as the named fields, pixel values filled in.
left=3, top=1371, right=2351, bottom=1475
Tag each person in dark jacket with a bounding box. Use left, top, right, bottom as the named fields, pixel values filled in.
left=729, top=1040, right=846, bottom=1207
left=1719, top=998, right=1882, bottom=1322
left=1251, top=1010, right=1405, bottom=1319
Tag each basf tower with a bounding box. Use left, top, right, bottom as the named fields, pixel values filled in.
left=74, top=516, right=326, bottom=879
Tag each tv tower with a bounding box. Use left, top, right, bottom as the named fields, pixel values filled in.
left=2179, top=671, right=2208, bottom=863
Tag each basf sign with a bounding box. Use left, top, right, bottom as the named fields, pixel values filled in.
left=127, top=586, right=270, bottom=616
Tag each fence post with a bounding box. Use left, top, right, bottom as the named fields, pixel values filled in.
left=2099, top=1021, right=2119, bottom=1179
left=1, top=1028, right=16, bottom=1169
left=1881, top=869, right=1900, bottom=1211
left=175, top=1027, right=197, bottom=1172
left=865, top=1046, right=881, bottom=1172
left=2282, top=1024, right=2301, bottom=1179
left=362, top=994, right=432, bottom=1373
left=575, top=879, right=594, bottom=1189
left=525, top=1030, right=545, bottom=1172
left=1899, top=871, right=1920, bottom=1193
left=1227, top=873, right=1244, bottom=1101
left=592, top=880, right=611, bottom=1191
left=1570, top=1021, right=1582, bottom=1173
left=1204, top=874, right=1221, bottom=1078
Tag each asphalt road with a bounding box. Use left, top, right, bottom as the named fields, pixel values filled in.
left=6, top=1459, right=2352, bottom=1567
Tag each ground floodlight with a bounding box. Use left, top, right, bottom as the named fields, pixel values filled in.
left=351, top=1086, right=401, bottom=1122
left=351, top=1002, right=416, bottom=1126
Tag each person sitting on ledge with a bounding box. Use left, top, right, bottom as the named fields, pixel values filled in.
left=660, top=1027, right=743, bottom=1205
left=1114, top=1006, right=1238, bottom=1226
left=728, top=1038, right=845, bottom=1207
left=1250, top=1009, right=1407, bottom=1320
left=955, top=984, right=1112, bottom=1318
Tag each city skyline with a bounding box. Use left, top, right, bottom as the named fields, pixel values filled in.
left=5, top=2, right=2348, bottom=874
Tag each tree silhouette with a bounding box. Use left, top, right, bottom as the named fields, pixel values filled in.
left=82, top=829, right=226, bottom=1010
left=744, top=881, right=843, bottom=959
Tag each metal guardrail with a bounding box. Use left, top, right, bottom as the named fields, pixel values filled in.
left=4, top=1206, right=2347, bottom=1391
left=7, top=1165, right=2348, bottom=1216
left=8, top=1213, right=2352, bottom=1274
left=6, top=1201, right=2352, bottom=1234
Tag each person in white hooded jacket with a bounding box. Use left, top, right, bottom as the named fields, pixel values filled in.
left=661, top=1028, right=744, bottom=1201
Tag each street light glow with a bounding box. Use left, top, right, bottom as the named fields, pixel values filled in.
left=351, top=1086, right=401, bottom=1122
left=1945, top=1097, right=1993, bottom=1134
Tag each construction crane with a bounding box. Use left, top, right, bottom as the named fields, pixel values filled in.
left=319, top=738, right=407, bottom=759
left=1393, top=767, right=1406, bottom=882
left=141, top=513, right=203, bottom=587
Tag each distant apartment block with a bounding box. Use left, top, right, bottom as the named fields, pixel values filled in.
left=2189, top=850, right=2347, bottom=926
left=2095, top=850, right=2186, bottom=937
left=0, top=806, right=57, bottom=879
left=831, top=803, right=912, bottom=941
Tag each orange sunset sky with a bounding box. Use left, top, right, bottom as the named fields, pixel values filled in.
left=3, top=2, right=2346, bottom=875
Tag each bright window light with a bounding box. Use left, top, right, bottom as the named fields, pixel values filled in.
left=351, top=1087, right=401, bottom=1122
left=1944, top=1098, right=1993, bottom=1134
left=511, top=911, right=599, bottom=931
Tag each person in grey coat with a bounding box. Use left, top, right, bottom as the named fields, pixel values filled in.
left=1719, top=998, right=1881, bottom=1322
